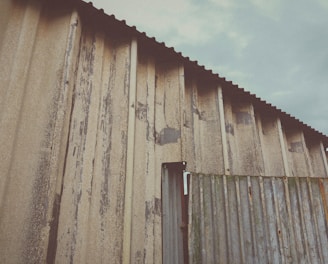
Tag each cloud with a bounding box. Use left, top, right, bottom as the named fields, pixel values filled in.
left=314, top=0, right=328, bottom=9
left=249, top=0, right=283, bottom=19
left=88, top=0, right=251, bottom=48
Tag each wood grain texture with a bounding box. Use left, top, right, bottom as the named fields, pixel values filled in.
left=1, top=1, right=328, bottom=263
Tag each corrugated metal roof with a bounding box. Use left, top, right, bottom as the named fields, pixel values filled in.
left=78, top=0, right=328, bottom=145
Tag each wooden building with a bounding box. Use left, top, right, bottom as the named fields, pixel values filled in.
left=1, top=0, right=328, bottom=263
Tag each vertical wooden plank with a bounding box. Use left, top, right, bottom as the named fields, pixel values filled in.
left=93, top=36, right=131, bottom=263
left=320, top=142, right=328, bottom=177
left=223, top=97, right=264, bottom=175
left=301, top=132, right=315, bottom=176
left=55, top=24, right=110, bottom=263
left=0, top=5, right=81, bottom=263
left=122, top=37, right=137, bottom=264
left=277, top=118, right=291, bottom=176
left=256, top=113, right=285, bottom=176
left=57, top=31, right=131, bottom=263
left=183, top=77, right=197, bottom=172
left=128, top=49, right=156, bottom=263
left=142, top=55, right=157, bottom=264
left=284, top=127, right=312, bottom=177
left=154, top=60, right=184, bottom=263
left=179, top=65, right=186, bottom=162
left=191, top=81, right=224, bottom=174
left=0, top=0, right=42, bottom=211
left=77, top=28, right=107, bottom=264
left=82, top=30, right=112, bottom=264
left=223, top=95, right=237, bottom=175
left=218, top=86, right=230, bottom=175
left=305, top=138, right=327, bottom=177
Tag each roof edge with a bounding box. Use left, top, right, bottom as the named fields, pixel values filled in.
left=76, top=0, right=328, bottom=145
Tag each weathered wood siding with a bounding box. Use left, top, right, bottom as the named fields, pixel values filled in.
left=190, top=174, right=328, bottom=264
left=0, top=0, right=327, bottom=263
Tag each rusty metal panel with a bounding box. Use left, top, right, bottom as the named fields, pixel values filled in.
left=189, top=174, right=328, bottom=263
left=162, top=163, right=186, bottom=264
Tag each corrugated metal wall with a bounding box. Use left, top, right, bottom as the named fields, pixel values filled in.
left=190, top=174, right=328, bottom=264
left=0, top=0, right=328, bottom=263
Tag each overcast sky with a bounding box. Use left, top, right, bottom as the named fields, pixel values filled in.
left=86, top=0, right=328, bottom=135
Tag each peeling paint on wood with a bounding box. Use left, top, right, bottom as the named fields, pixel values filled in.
left=236, top=111, right=252, bottom=125
left=1, top=0, right=328, bottom=263
left=156, top=127, right=181, bottom=145
left=289, top=141, right=304, bottom=153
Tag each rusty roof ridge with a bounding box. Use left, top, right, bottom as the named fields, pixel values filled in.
left=79, top=0, right=328, bottom=141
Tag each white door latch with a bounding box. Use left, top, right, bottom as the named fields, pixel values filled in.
left=183, top=171, right=191, bottom=195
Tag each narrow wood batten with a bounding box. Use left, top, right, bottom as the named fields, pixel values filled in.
left=129, top=46, right=157, bottom=264
left=218, top=86, right=230, bottom=175
left=183, top=76, right=197, bottom=172
left=122, top=36, right=138, bottom=264
left=277, top=118, right=291, bottom=176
